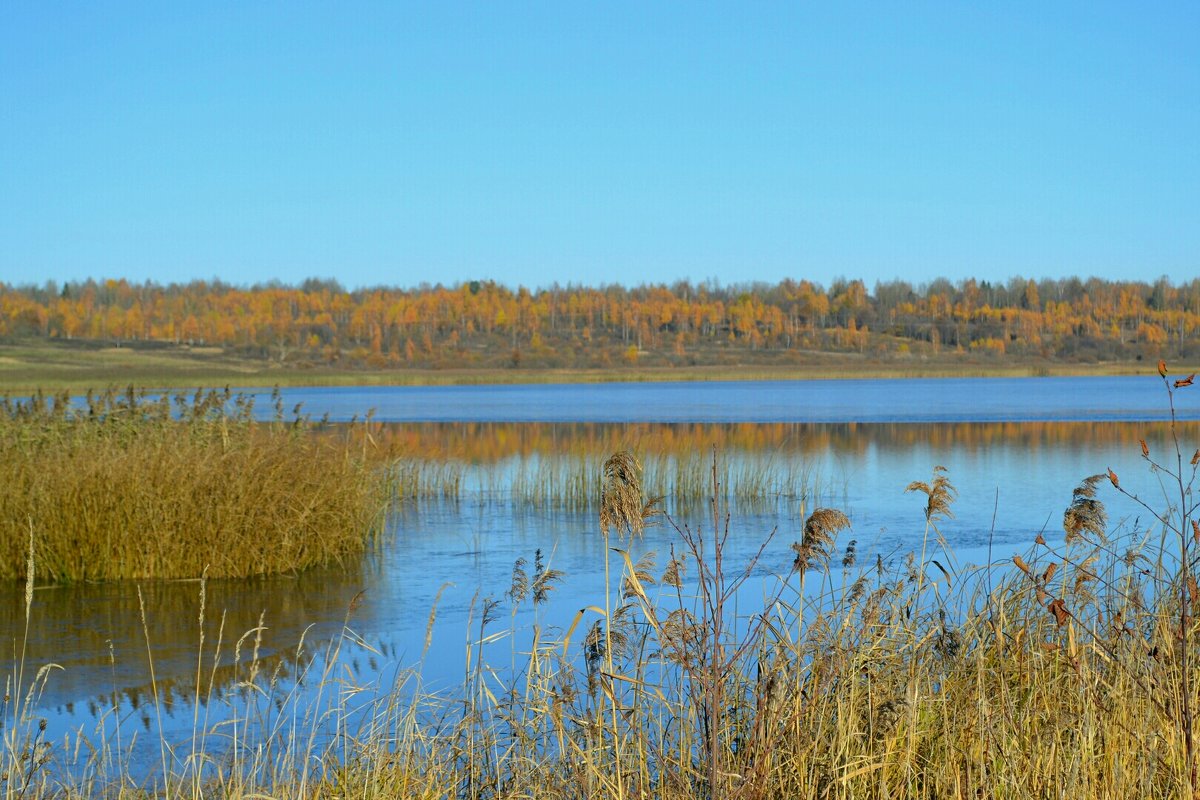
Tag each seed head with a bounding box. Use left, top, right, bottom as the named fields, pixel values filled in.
left=1063, top=475, right=1107, bottom=543
left=599, top=451, right=660, bottom=539
left=792, top=508, right=850, bottom=572
left=906, top=466, right=957, bottom=523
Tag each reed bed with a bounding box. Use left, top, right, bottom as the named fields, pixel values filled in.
left=313, top=372, right=1200, bottom=798
left=3, top=371, right=1199, bottom=798
left=397, top=450, right=832, bottom=511
left=0, top=387, right=391, bottom=581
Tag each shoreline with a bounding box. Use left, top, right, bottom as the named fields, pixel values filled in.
left=0, top=340, right=1186, bottom=391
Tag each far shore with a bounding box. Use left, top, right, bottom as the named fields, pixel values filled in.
left=0, top=339, right=1184, bottom=392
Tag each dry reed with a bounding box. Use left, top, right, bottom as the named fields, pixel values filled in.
left=0, top=387, right=390, bottom=581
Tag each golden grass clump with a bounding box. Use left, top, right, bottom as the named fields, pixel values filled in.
left=0, top=387, right=390, bottom=581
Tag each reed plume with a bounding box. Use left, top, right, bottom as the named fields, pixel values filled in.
left=791, top=507, right=851, bottom=572
left=1063, top=474, right=1108, bottom=543
left=905, top=465, right=957, bottom=523
left=599, top=450, right=660, bottom=539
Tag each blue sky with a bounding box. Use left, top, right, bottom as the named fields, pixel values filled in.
left=2, top=2, right=1197, bottom=291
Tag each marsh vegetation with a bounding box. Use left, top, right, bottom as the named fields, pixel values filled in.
left=1, top=373, right=1198, bottom=797
left=0, top=387, right=390, bottom=581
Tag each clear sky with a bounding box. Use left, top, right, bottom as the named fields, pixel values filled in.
left=2, top=2, right=1197, bottom=291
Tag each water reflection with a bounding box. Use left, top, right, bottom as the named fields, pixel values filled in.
left=1, top=562, right=370, bottom=717
left=362, top=419, right=1196, bottom=461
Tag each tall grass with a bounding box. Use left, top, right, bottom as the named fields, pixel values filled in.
left=3, top=372, right=1199, bottom=797
left=0, top=387, right=390, bottom=581
left=370, top=418, right=1200, bottom=508
left=397, top=450, right=830, bottom=511
left=332, top=371, right=1199, bottom=798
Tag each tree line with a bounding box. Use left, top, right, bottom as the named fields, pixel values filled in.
left=2, top=275, right=1198, bottom=368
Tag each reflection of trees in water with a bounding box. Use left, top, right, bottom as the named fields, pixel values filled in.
left=0, top=559, right=377, bottom=717
left=358, top=421, right=1191, bottom=508
left=358, top=420, right=1194, bottom=461
left=5, top=608, right=408, bottom=786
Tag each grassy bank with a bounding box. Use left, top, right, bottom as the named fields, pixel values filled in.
left=0, top=338, right=1183, bottom=390
left=0, top=387, right=390, bottom=581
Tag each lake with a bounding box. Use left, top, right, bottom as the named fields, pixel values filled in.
left=5, top=375, right=1196, bottom=782
left=245, top=376, right=1199, bottom=423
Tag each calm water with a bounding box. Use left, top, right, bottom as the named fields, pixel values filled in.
left=248, top=376, right=1200, bottom=423
left=6, top=376, right=1198, bottom=781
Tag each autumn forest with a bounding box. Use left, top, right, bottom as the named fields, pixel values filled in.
left=2, top=275, right=1198, bottom=370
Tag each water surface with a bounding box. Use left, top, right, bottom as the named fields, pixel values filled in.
left=249, top=376, right=1196, bottom=423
